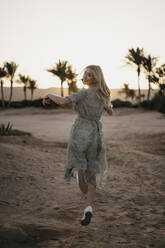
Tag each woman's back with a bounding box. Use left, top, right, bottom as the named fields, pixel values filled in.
left=69, top=87, right=105, bottom=121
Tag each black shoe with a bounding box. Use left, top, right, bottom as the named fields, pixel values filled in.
left=81, top=206, right=93, bottom=226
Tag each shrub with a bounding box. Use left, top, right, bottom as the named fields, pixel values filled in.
left=140, top=100, right=154, bottom=110
left=0, top=122, right=31, bottom=136
left=0, top=98, right=59, bottom=108
left=0, top=122, right=13, bottom=136
left=140, top=94, right=165, bottom=114
left=112, top=99, right=133, bottom=108
left=152, top=94, right=165, bottom=114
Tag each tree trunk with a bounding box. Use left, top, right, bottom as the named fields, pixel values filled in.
left=137, top=68, right=141, bottom=104
left=8, top=79, right=13, bottom=107
left=24, top=86, right=27, bottom=101
left=31, top=89, right=34, bottom=102
left=147, top=76, right=151, bottom=101
left=68, top=82, right=71, bottom=95
left=61, top=80, right=64, bottom=97
left=0, top=80, right=5, bottom=107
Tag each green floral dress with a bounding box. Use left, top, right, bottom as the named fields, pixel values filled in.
left=64, top=87, right=110, bottom=189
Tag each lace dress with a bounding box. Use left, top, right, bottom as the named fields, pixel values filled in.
left=64, top=87, right=111, bottom=189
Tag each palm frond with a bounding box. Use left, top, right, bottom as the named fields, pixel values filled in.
left=28, top=79, right=38, bottom=89
left=0, top=67, right=7, bottom=78
left=125, top=47, right=145, bottom=67
left=3, top=61, right=18, bottom=78
left=143, top=55, right=158, bottom=73
left=17, top=74, right=29, bottom=86
left=47, top=60, right=70, bottom=82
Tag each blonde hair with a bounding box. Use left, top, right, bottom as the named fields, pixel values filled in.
left=85, top=65, right=111, bottom=107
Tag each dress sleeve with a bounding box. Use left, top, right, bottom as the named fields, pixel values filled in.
left=66, top=89, right=87, bottom=104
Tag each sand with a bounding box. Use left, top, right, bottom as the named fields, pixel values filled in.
left=0, top=107, right=165, bottom=248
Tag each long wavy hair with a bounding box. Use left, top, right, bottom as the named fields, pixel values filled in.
left=84, top=65, right=111, bottom=107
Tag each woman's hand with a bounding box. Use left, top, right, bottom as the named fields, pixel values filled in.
left=42, top=96, right=51, bottom=106
left=107, top=108, right=113, bottom=116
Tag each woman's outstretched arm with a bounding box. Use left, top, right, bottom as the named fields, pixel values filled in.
left=43, top=94, right=72, bottom=106
left=104, top=102, right=113, bottom=116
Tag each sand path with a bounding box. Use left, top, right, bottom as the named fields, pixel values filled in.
left=0, top=107, right=165, bottom=248
left=1, top=107, right=164, bottom=142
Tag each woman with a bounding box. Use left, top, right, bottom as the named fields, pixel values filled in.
left=43, top=65, right=113, bottom=225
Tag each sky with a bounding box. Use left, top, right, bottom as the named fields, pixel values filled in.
left=1, top=0, right=165, bottom=89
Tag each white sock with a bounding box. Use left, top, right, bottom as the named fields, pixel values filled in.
left=84, top=206, right=93, bottom=213
left=81, top=206, right=93, bottom=221
left=76, top=172, right=79, bottom=184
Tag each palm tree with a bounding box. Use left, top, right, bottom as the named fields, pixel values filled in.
left=4, top=61, right=18, bottom=107
left=68, top=79, right=79, bottom=95
left=28, top=78, right=38, bottom=101
left=66, top=65, right=78, bottom=94
left=47, top=60, right=70, bottom=97
left=156, top=64, right=165, bottom=79
left=142, top=55, right=158, bottom=100
left=136, top=94, right=145, bottom=102
left=125, top=47, right=145, bottom=103
left=119, top=83, right=136, bottom=101
left=17, top=74, right=30, bottom=101
left=155, top=64, right=165, bottom=96
left=0, top=67, right=7, bottom=107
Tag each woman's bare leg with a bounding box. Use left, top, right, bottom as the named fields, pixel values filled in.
left=72, top=170, right=96, bottom=204
left=81, top=182, right=96, bottom=225
left=87, top=182, right=96, bottom=206
left=78, top=169, right=88, bottom=194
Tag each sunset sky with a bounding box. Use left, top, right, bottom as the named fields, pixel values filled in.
left=1, top=0, right=165, bottom=89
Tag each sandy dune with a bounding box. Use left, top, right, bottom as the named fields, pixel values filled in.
left=0, top=107, right=165, bottom=248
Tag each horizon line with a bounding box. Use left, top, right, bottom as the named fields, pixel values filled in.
left=3, top=86, right=156, bottom=91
